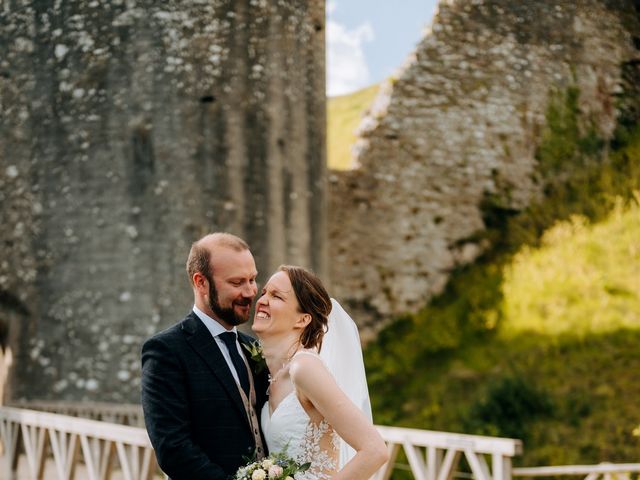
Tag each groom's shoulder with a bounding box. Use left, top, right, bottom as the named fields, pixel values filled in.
left=144, top=311, right=198, bottom=345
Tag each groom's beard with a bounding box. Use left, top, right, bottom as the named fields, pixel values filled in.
left=207, top=276, right=252, bottom=326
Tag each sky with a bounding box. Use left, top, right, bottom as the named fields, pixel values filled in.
left=326, top=0, right=440, bottom=97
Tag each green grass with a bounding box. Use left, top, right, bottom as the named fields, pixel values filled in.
left=367, top=199, right=640, bottom=467
left=502, top=202, right=640, bottom=337
left=327, top=84, right=380, bottom=170
left=364, top=77, right=640, bottom=468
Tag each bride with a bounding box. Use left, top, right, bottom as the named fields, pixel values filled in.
left=252, top=265, right=389, bottom=480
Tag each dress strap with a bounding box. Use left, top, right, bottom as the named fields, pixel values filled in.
left=291, top=350, right=333, bottom=376
left=292, top=350, right=320, bottom=360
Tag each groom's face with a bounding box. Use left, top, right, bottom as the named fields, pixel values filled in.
left=206, top=247, right=258, bottom=327
left=206, top=275, right=249, bottom=326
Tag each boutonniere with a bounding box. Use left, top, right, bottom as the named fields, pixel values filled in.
left=242, top=340, right=267, bottom=374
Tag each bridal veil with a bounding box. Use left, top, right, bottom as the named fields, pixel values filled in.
left=319, top=298, right=373, bottom=468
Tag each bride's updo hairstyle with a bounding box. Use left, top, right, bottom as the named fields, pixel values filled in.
left=279, top=265, right=332, bottom=351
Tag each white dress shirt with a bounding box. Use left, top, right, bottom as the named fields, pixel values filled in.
left=193, top=305, right=245, bottom=386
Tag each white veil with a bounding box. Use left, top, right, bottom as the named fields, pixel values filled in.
left=319, top=298, right=373, bottom=468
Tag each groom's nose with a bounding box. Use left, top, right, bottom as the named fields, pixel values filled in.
left=242, top=282, right=257, bottom=298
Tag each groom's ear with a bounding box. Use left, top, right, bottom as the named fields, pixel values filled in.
left=193, top=272, right=208, bottom=292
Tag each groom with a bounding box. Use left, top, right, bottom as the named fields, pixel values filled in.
left=141, top=233, right=269, bottom=480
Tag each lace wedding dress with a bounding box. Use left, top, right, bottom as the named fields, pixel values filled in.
left=260, top=300, right=372, bottom=479
left=260, top=352, right=340, bottom=480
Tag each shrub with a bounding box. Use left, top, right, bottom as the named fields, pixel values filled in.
left=464, top=376, right=554, bottom=441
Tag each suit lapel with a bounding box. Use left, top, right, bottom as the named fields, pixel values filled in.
left=182, top=313, right=250, bottom=427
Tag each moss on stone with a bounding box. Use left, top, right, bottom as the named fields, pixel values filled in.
left=365, top=65, right=640, bottom=466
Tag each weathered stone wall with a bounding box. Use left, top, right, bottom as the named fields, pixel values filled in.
left=329, top=0, right=639, bottom=338
left=0, top=0, right=326, bottom=402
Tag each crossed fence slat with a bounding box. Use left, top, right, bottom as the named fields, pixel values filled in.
left=373, top=425, right=522, bottom=480
left=0, top=406, right=157, bottom=480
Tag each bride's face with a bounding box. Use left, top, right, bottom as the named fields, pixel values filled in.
left=252, top=271, right=308, bottom=338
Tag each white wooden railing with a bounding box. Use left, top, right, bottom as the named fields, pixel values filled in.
left=373, top=425, right=523, bottom=480
left=513, top=463, right=640, bottom=480
left=2, top=405, right=521, bottom=480
left=10, top=401, right=145, bottom=427
left=1, top=403, right=637, bottom=480
left=0, top=406, right=158, bottom=480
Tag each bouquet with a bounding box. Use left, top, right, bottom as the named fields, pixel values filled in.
left=234, top=449, right=310, bottom=480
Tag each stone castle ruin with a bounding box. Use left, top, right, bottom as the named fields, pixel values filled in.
left=329, top=0, right=640, bottom=336
left=0, top=0, right=326, bottom=402
left=1, top=0, right=639, bottom=402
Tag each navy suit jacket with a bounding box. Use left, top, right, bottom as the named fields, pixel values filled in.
left=141, top=311, right=269, bottom=480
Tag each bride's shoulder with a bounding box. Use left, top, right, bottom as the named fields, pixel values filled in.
left=289, top=349, right=339, bottom=400
left=289, top=350, right=327, bottom=380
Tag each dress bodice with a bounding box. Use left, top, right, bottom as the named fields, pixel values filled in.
left=260, top=353, right=339, bottom=480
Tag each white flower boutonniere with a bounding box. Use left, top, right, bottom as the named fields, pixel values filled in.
left=243, top=340, right=267, bottom=374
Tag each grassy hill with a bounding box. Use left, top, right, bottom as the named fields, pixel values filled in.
left=367, top=200, right=640, bottom=464
left=363, top=79, right=640, bottom=468
left=327, top=84, right=380, bottom=170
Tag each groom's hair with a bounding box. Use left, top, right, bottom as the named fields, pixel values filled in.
left=279, top=265, right=332, bottom=352
left=187, top=232, right=250, bottom=286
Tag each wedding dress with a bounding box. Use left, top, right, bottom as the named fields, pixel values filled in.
left=260, top=351, right=340, bottom=480
left=260, top=299, right=371, bottom=479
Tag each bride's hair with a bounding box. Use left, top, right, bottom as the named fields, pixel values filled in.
left=279, top=265, right=332, bottom=351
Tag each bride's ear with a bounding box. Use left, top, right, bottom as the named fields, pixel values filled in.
left=295, top=313, right=312, bottom=329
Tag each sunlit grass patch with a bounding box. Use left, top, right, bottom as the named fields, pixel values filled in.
left=327, top=83, right=380, bottom=170
left=502, top=198, right=640, bottom=336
